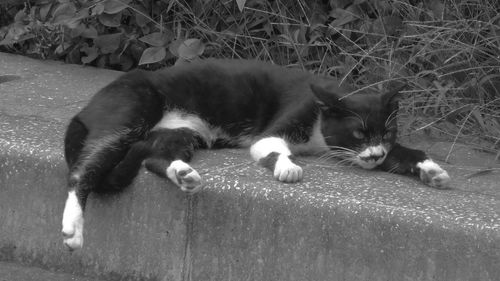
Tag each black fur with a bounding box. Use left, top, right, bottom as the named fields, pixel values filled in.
left=62, top=59, right=450, bottom=250
left=64, top=60, right=325, bottom=205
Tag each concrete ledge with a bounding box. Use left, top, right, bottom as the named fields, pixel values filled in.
left=0, top=261, right=101, bottom=281
left=1, top=53, right=499, bottom=281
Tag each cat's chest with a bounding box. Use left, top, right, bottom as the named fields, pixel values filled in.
left=289, top=118, right=328, bottom=155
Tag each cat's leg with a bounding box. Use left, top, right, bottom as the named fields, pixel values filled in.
left=62, top=128, right=132, bottom=250
left=250, top=137, right=303, bottom=183
left=102, top=140, right=152, bottom=190
left=380, top=143, right=451, bottom=189
left=142, top=128, right=204, bottom=193
left=62, top=117, right=88, bottom=251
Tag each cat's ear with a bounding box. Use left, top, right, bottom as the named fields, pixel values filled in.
left=382, top=84, right=406, bottom=111
left=310, top=83, right=344, bottom=109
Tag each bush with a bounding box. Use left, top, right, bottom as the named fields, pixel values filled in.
left=1, top=0, right=499, bottom=156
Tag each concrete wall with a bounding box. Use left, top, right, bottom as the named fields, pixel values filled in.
left=1, top=53, right=499, bottom=281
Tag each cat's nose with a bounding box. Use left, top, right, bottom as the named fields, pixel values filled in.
left=361, top=151, right=386, bottom=162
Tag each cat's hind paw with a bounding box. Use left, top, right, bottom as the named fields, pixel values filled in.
left=274, top=154, right=303, bottom=183
left=417, top=159, right=451, bottom=189
left=61, top=191, right=84, bottom=251
left=167, top=160, right=203, bottom=193
left=62, top=222, right=83, bottom=251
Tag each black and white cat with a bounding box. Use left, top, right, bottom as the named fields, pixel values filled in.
left=62, top=59, right=450, bottom=250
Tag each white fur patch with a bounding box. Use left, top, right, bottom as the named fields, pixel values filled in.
left=166, top=160, right=203, bottom=193
left=417, top=159, right=451, bottom=188
left=355, top=144, right=388, bottom=169
left=61, top=190, right=84, bottom=250
left=153, top=110, right=224, bottom=147
left=274, top=154, right=303, bottom=182
left=250, top=137, right=291, bottom=161
left=290, top=118, right=328, bottom=155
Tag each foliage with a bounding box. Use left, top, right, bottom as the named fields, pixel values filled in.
left=1, top=0, right=499, bottom=156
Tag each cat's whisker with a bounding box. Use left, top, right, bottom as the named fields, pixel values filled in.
left=317, top=151, right=357, bottom=161
left=363, top=114, right=370, bottom=130
left=314, top=156, right=354, bottom=167
left=385, top=109, right=399, bottom=126
left=388, top=163, right=400, bottom=174
left=317, top=152, right=358, bottom=165
left=326, top=146, right=358, bottom=154
left=321, top=149, right=356, bottom=156
left=333, top=158, right=356, bottom=167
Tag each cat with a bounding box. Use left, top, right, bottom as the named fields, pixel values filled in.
left=61, top=59, right=450, bottom=250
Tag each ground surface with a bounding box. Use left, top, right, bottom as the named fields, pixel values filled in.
left=0, top=262, right=100, bottom=281
left=0, top=52, right=499, bottom=281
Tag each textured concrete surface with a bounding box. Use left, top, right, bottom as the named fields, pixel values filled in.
left=0, top=261, right=102, bottom=281
left=0, top=52, right=499, bottom=281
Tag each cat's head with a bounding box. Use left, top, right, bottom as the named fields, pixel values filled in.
left=311, top=83, right=402, bottom=169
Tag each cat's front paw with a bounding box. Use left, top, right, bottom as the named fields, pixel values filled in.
left=417, top=159, right=451, bottom=189
left=274, top=155, right=303, bottom=183
left=167, top=160, right=203, bottom=193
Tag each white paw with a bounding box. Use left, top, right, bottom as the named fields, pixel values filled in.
left=167, top=160, right=203, bottom=193
left=274, top=154, right=303, bottom=183
left=417, top=159, right=451, bottom=189
left=61, top=190, right=84, bottom=250
left=62, top=216, right=84, bottom=250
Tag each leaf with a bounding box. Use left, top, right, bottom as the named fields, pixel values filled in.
left=177, top=38, right=205, bottom=60
left=471, top=109, right=486, bottom=131
left=98, top=12, right=122, bottom=27
left=168, top=39, right=183, bottom=56
left=92, top=3, right=105, bottom=15
left=120, top=55, right=135, bottom=71
left=39, top=3, right=53, bottom=22
left=55, top=42, right=71, bottom=54
left=132, top=4, right=149, bottom=27
left=110, top=52, right=134, bottom=70
left=94, top=33, right=122, bottom=54
left=329, top=7, right=360, bottom=27
left=96, top=55, right=107, bottom=68
left=81, top=26, right=98, bottom=38
left=66, top=46, right=81, bottom=64
left=136, top=13, right=149, bottom=27
left=0, top=23, right=32, bottom=45
left=70, top=24, right=84, bottom=38
left=14, top=9, right=28, bottom=23
left=174, top=57, right=192, bottom=66
left=236, top=0, right=246, bottom=12
left=103, top=0, right=131, bottom=14
left=138, top=47, right=166, bottom=65
left=52, top=2, right=77, bottom=24
left=81, top=44, right=99, bottom=64
left=139, top=31, right=172, bottom=47
left=70, top=23, right=98, bottom=39
left=75, top=7, right=91, bottom=20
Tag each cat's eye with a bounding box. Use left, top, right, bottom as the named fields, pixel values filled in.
left=353, top=130, right=365, bottom=139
